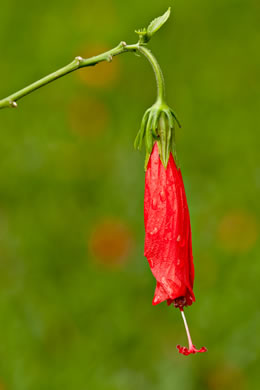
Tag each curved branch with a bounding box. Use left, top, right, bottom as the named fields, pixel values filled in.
left=0, top=41, right=138, bottom=110
left=0, top=8, right=172, bottom=110
left=0, top=43, right=168, bottom=111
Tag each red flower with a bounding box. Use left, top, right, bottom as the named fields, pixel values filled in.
left=135, top=102, right=207, bottom=356
left=144, top=143, right=207, bottom=356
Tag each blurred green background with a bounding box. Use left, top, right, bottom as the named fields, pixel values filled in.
left=0, top=0, right=259, bottom=389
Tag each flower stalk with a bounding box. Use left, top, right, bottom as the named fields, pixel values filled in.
left=0, top=9, right=171, bottom=110
left=0, top=41, right=136, bottom=109
left=137, top=45, right=166, bottom=103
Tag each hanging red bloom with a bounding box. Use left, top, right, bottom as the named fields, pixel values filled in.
left=144, top=142, right=206, bottom=355
left=135, top=106, right=207, bottom=356
left=144, top=142, right=194, bottom=307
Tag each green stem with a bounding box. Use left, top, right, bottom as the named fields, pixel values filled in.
left=0, top=42, right=138, bottom=110
left=137, top=45, right=166, bottom=104
left=0, top=42, right=165, bottom=110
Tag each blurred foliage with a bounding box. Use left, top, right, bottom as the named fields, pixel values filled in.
left=0, top=0, right=259, bottom=389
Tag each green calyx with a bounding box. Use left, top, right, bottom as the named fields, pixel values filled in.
left=134, top=101, right=181, bottom=170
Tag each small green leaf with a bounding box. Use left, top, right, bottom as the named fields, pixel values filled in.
left=147, top=8, right=171, bottom=39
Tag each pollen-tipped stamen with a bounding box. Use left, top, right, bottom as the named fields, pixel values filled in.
left=177, top=309, right=207, bottom=356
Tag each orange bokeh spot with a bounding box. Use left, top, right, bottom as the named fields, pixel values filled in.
left=88, top=218, right=133, bottom=267
left=207, top=364, right=246, bottom=390
left=217, top=210, right=258, bottom=253
left=77, top=44, right=120, bottom=87
left=68, top=97, right=109, bottom=137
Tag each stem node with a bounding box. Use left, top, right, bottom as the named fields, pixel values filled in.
left=10, top=100, right=18, bottom=108
left=75, top=56, right=83, bottom=65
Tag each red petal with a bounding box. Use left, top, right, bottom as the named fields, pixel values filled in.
left=144, top=143, right=195, bottom=305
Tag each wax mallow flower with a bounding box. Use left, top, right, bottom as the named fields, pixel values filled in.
left=135, top=103, right=207, bottom=356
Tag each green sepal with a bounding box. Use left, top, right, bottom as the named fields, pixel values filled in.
left=165, top=109, right=175, bottom=129
left=170, top=109, right=181, bottom=128
left=145, top=127, right=153, bottom=155
left=144, top=152, right=151, bottom=170
left=151, top=109, right=160, bottom=137
left=166, top=119, right=172, bottom=166
left=171, top=127, right=179, bottom=168
left=134, top=108, right=150, bottom=150
left=157, top=113, right=168, bottom=168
